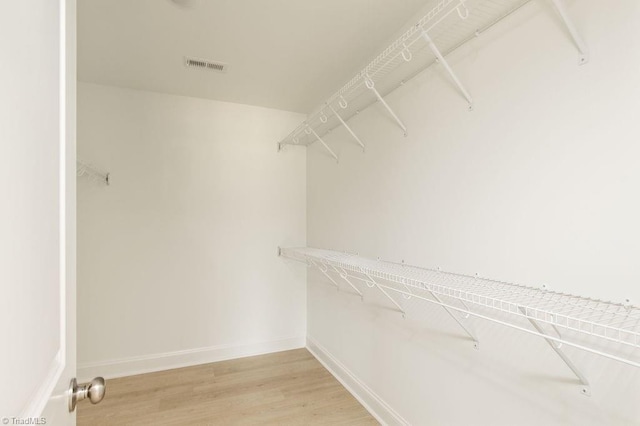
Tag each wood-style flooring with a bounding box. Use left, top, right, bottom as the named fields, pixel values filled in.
left=77, top=348, right=378, bottom=425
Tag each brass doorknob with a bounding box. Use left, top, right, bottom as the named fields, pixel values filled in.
left=68, top=377, right=106, bottom=412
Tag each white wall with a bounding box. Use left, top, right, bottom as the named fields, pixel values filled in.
left=77, top=83, right=306, bottom=379
left=307, top=1, right=640, bottom=425
left=0, top=1, right=64, bottom=417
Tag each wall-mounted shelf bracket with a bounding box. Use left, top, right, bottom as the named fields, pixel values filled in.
left=393, top=260, right=479, bottom=347
left=520, top=307, right=591, bottom=396
left=420, top=30, right=473, bottom=109
left=76, top=159, right=109, bottom=185
left=549, top=0, right=589, bottom=65
left=429, top=289, right=479, bottom=349
left=330, top=265, right=364, bottom=298
left=364, top=75, right=408, bottom=136
left=310, top=259, right=341, bottom=290
left=362, top=271, right=405, bottom=316
left=307, top=125, right=339, bottom=162
left=328, top=105, right=365, bottom=151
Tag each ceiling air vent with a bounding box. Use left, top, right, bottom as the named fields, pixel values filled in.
left=184, top=56, right=228, bottom=73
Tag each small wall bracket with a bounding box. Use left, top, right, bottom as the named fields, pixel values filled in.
left=396, top=259, right=478, bottom=347
left=520, top=307, right=591, bottom=396
left=549, top=0, right=589, bottom=65
left=363, top=271, right=406, bottom=316
left=307, top=125, right=339, bottom=162
left=310, top=259, right=340, bottom=290
left=331, top=265, right=364, bottom=298
left=420, top=30, right=473, bottom=108
left=364, top=75, right=408, bottom=136
left=76, top=159, right=110, bottom=186
left=429, top=290, right=479, bottom=348
left=328, top=104, right=366, bottom=151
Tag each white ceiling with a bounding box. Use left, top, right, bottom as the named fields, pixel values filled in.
left=78, top=0, right=433, bottom=113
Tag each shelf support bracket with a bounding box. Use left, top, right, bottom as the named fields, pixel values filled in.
left=307, top=126, right=338, bottom=162
left=428, top=290, right=479, bottom=349
left=310, top=259, right=340, bottom=290
left=363, top=272, right=405, bottom=316
left=364, top=75, right=408, bottom=136
left=549, top=0, right=589, bottom=65
left=519, top=307, right=591, bottom=396
left=330, top=265, right=364, bottom=299
left=393, top=262, right=478, bottom=347
left=328, top=105, right=365, bottom=151
left=420, top=30, right=473, bottom=108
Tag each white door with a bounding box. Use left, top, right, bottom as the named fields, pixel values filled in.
left=1, top=1, right=77, bottom=424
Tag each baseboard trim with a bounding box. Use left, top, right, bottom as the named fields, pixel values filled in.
left=306, top=336, right=409, bottom=426
left=78, top=336, right=305, bottom=382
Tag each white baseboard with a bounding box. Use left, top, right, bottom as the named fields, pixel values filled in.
left=306, top=336, right=409, bottom=426
left=78, top=336, right=305, bottom=382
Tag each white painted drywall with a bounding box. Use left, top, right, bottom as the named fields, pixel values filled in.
left=307, top=1, right=640, bottom=424
left=77, top=83, right=306, bottom=378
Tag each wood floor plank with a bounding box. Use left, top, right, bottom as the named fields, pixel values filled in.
left=78, top=349, right=378, bottom=425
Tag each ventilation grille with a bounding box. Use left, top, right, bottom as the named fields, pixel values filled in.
left=184, top=57, right=228, bottom=73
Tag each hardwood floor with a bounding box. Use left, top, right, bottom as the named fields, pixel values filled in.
left=78, top=349, right=378, bottom=425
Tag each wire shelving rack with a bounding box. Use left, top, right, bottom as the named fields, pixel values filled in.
left=277, top=0, right=588, bottom=161
left=76, top=159, right=109, bottom=185
left=280, top=247, right=640, bottom=395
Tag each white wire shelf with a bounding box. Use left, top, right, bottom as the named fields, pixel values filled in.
left=280, top=247, right=639, bottom=393
left=77, top=159, right=109, bottom=185
left=278, top=0, right=587, bottom=160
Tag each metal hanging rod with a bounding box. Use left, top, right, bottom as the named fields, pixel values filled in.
left=76, top=159, right=109, bottom=185
left=279, top=247, right=639, bottom=394
left=278, top=0, right=588, bottom=157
